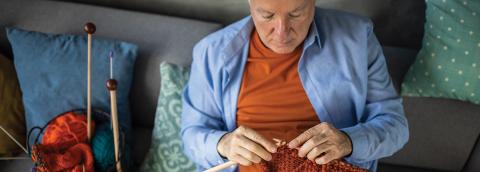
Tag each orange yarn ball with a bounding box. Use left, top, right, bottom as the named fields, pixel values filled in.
left=42, top=112, right=94, bottom=145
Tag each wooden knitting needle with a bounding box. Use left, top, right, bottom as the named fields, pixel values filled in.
left=84, top=22, right=96, bottom=142
left=107, top=52, right=122, bottom=172
left=204, top=161, right=237, bottom=172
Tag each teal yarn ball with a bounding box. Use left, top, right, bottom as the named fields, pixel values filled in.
left=92, top=122, right=115, bottom=171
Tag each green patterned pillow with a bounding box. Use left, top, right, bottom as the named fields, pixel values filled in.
left=140, top=62, right=196, bottom=172
left=402, top=0, right=480, bottom=105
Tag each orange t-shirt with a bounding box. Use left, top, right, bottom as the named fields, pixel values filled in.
left=236, top=29, right=320, bottom=171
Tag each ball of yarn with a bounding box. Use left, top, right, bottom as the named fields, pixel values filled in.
left=42, top=112, right=94, bottom=145
left=91, top=122, right=115, bottom=171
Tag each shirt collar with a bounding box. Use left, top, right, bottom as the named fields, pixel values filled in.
left=304, top=20, right=322, bottom=50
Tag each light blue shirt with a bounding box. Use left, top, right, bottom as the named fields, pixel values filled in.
left=181, top=8, right=409, bottom=172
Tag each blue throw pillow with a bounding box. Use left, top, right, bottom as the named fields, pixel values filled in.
left=6, top=27, right=137, bottom=148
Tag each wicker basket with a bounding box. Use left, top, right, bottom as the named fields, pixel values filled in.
left=27, top=109, right=125, bottom=172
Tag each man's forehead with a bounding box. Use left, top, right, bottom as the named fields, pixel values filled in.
left=250, top=0, right=313, bottom=12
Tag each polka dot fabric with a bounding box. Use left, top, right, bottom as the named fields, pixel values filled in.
left=402, top=0, right=480, bottom=105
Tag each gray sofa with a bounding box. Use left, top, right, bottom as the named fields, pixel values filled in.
left=1, top=0, right=480, bottom=172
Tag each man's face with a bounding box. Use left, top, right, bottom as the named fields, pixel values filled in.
left=249, top=0, right=315, bottom=54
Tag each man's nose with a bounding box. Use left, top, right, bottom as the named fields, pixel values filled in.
left=274, top=17, right=290, bottom=40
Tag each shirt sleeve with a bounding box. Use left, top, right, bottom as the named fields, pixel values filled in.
left=340, top=22, right=410, bottom=163
left=180, top=41, right=229, bottom=169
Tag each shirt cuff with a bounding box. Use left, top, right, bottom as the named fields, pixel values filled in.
left=340, top=130, right=353, bottom=157
left=340, top=125, right=369, bottom=162
left=206, top=130, right=229, bottom=165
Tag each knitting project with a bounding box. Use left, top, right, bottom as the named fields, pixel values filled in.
left=258, top=140, right=369, bottom=172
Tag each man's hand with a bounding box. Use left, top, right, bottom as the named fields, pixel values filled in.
left=217, top=126, right=277, bottom=166
left=288, top=122, right=352, bottom=165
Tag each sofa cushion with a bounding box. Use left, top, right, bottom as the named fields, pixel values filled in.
left=141, top=62, right=195, bottom=172
left=378, top=46, right=480, bottom=172
left=463, top=136, right=480, bottom=172
left=6, top=27, right=138, bottom=148
left=401, top=0, right=480, bottom=105
left=380, top=97, right=480, bottom=171
left=0, top=53, right=26, bottom=157
left=378, top=163, right=449, bottom=172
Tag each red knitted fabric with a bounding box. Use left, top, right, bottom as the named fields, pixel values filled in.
left=258, top=145, right=369, bottom=172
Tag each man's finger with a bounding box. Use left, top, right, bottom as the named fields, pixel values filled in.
left=298, top=134, right=328, bottom=157
left=289, top=126, right=320, bottom=149
left=242, top=127, right=277, bottom=153
left=315, top=150, right=335, bottom=165
left=236, top=146, right=263, bottom=163
left=306, top=141, right=333, bottom=160
left=237, top=135, right=273, bottom=161
left=231, top=153, right=252, bottom=166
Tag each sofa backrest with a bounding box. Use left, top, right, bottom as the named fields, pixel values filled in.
left=58, top=0, right=426, bottom=49
left=0, top=0, right=222, bottom=129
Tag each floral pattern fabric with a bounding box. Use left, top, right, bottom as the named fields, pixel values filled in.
left=140, top=62, right=196, bottom=172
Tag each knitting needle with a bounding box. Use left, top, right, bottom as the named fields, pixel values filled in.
left=204, top=161, right=237, bottom=172
left=0, top=157, right=30, bottom=160
left=106, top=52, right=122, bottom=172
left=109, top=51, right=114, bottom=79
left=0, top=125, right=28, bottom=154
left=204, top=138, right=284, bottom=172
left=84, top=22, right=96, bottom=142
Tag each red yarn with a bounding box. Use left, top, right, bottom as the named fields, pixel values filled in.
left=42, top=112, right=93, bottom=145
left=31, top=112, right=95, bottom=172
left=32, top=143, right=94, bottom=172
left=258, top=145, right=369, bottom=172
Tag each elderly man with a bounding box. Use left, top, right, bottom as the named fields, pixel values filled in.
left=181, top=0, right=409, bottom=171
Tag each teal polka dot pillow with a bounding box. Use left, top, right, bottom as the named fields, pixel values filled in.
left=402, top=0, right=480, bottom=105
left=140, top=62, right=196, bottom=172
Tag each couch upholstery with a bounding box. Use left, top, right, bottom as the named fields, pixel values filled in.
left=381, top=48, right=480, bottom=172
left=0, top=0, right=221, bottom=170
left=63, top=0, right=426, bottom=49
left=1, top=0, right=480, bottom=172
